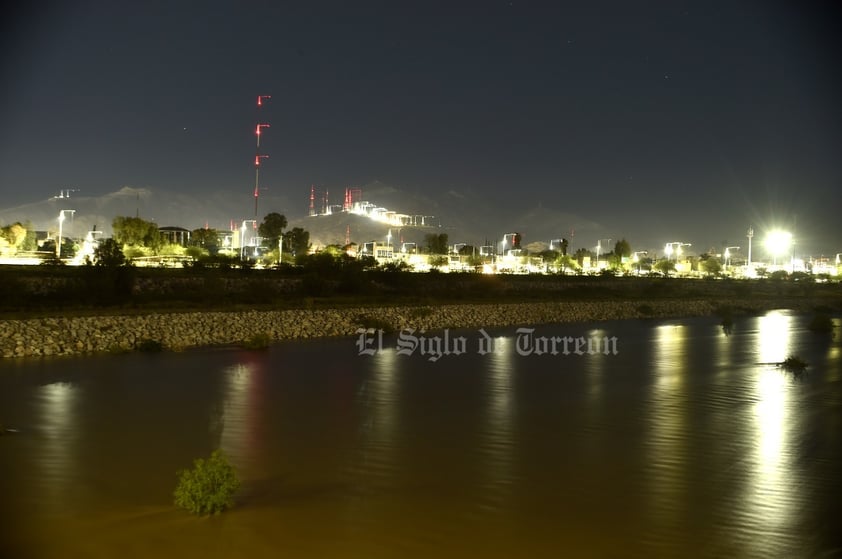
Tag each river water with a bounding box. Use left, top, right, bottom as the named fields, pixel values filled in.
left=1, top=310, right=840, bottom=558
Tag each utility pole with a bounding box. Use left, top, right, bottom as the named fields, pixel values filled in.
left=746, top=227, right=754, bottom=268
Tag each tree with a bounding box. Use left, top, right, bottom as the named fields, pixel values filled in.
left=1, top=222, right=27, bottom=252
left=558, top=238, right=569, bottom=256
left=573, top=247, right=594, bottom=266
left=284, top=227, right=310, bottom=257
left=556, top=254, right=578, bottom=274
left=653, top=259, right=676, bottom=276
left=429, top=255, right=448, bottom=268
left=425, top=233, right=448, bottom=255
left=112, top=216, right=161, bottom=251
left=191, top=228, right=220, bottom=248
left=702, top=257, right=722, bottom=277
left=258, top=212, right=287, bottom=246
left=21, top=221, right=37, bottom=251
left=613, top=238, right=631, bottom=259
left=93, top=238, right=128, bottom=267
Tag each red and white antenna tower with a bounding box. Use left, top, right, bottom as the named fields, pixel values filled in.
left=309, top=184, right=316, bottom=216
left=253, top=95, right=271, bottom=218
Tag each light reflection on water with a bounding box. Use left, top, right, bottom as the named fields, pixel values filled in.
left=478, top=334, right=515, bottom=509
left=646, top=324, right=689, bottom=552
left=37, top=382, right=78, bottom=513
left=1, top=310, right=840, bottom=558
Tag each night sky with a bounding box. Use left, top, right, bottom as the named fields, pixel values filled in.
left=2, top=1, right=841, bottom=254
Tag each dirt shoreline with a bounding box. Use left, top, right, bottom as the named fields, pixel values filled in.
left=1, top=297, right=832, bottom=359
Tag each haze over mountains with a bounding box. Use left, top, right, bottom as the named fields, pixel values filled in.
left=0, top=181, right=617, bottom=253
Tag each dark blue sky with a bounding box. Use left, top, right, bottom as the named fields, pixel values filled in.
left=2, top=0, right=840, bottom=253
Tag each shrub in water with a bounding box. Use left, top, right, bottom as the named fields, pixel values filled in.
left=174, top=449, right=240, bottom=515
left=779, top=355, right=808, bottom=376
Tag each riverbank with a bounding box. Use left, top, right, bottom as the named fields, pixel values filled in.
left=0, top=297, right=833, bottom=358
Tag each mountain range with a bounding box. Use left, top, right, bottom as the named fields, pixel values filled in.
left=0, top=182, right=613, bottom=253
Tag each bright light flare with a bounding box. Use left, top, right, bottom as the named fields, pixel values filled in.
left=256, top=123, right=270, bottom=135
left=765, top=230, right=792, bottom=256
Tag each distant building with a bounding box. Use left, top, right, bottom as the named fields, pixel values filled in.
left=158, top=226, right=191, bottom=246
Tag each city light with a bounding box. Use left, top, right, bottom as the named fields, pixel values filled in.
left=664, top=241, right=691, bottom=261
left=765, top=230, right=792, bottom=266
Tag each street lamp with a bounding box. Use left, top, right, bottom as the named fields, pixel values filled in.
left=746, top=227, right=754, bottom=267
left=632, top=250, right=648, bottom=274
left=665, top=241, right=691, bottom=262
left=596, top=238, right=612, bottom=264
left=57, top=209, right=75, bottom=258
left=723, top=246, right=740, bottom=271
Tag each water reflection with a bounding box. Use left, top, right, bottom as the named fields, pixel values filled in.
left=584, top=327, right=608, bottom=403
left=37, top=382, right=78, bottom=512
left=646, top=324, right=689, bottom=544
left=356, top=347, right=399, bottom=485
left=757, top=310, right=793, bottom=364
left=219, top=361, right=264, bottom=474
left=741, top=311, right=798, bottom=553
left=479, top=334, right=515, bottom=507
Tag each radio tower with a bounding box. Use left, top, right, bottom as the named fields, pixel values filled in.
left=254, top=95, right=271, bottom=218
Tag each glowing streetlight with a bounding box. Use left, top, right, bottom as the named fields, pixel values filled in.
left=746, top=227, right=754, bottom=267
left=664, top=241, right=691, bottom=261
left=764, top=230, right=792, bottom=266
left=724, top=246, right=740, bottom=271
left=57, top=209, right=75, bottom=258
left=632, top=250, right=648, bottom=274
left=596, top=238, right=612, bottom=263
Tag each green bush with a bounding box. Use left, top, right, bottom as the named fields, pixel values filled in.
left=174, top=449, right=240, bottom=515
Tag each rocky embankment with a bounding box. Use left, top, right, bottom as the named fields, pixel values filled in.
left=0, top=298, right=827, bottom=358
